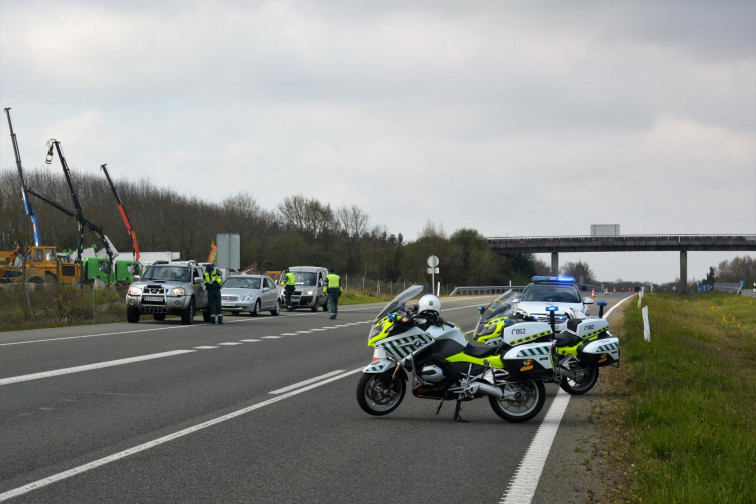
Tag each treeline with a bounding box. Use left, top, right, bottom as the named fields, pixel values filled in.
left=0, top=168, right=536, bottom=287
left=701, top=256, right=756, bottom=286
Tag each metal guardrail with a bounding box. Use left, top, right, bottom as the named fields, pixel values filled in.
left=450, top=285, right=525, bottom=296
left=714, top=283, right=743, bottom=294
left=741, top=289, right=756, bottom=298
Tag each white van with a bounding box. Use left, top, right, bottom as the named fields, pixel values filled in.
left=281, top=266, right=329, bottom=312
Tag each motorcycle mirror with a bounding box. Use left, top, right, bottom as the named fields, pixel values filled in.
left=477, top=305, right=484, bottom=314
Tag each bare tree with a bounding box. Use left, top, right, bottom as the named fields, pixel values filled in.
left=337, top=204, right=370, bottom=240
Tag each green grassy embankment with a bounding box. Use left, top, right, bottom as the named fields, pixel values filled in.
left=603, top=291, right=755, bottom=503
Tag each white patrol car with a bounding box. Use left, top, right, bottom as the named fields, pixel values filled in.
left=512, top=276, right=594, bottom=331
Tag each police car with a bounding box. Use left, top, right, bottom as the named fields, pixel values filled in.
left=512, top=276, right=594, bottom=331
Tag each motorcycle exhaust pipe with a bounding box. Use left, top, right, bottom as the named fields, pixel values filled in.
left=468, top=382, right=504, bottom=398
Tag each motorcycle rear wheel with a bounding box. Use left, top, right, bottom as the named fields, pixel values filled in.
left=356, top=372, right=406, bottom=416
left=489, top=380, right=546, bottom=423
left=559, top=365, right=599, bottom=395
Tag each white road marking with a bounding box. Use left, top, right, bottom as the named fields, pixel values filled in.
left=218, top=342, right=242, bottom=346
left=500, top=390, right=571, bottom=504
left=193, top=346, right=218, bottom=350
left=0, top=325, right=194, bottom=347
left=295, top=330, right=312, bottom=334
left=263, top=336, right=282, bottom=339
left=0, top=368, right=363, bottom=502
left=0, top=350, right=196, bottom=387
left=499, top=294, right=634, bottom=504
left=239, top=339, right=261, bottom=343
left=268, top=370, right=346, bottom=394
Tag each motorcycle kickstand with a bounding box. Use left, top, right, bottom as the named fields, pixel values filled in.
left=453, top=397, right=468, bottom=423
left=435, top=400, right=445, bottom=416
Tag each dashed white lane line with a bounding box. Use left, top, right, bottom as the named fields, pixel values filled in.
left=0, top=350, right=196, bottom=386
left=0, top=368, right=363, bottom=503
left=0, top=319, right=375, bottom=387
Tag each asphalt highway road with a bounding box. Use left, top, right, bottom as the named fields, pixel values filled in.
left=0, top=292, right=629, bottom=504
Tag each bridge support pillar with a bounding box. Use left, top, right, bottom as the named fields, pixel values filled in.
left=680, top=250, right=688, bottom=294
left=551, top=252, right=558, bottom=276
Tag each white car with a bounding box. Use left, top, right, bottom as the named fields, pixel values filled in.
left=220, top=274, right=281, bottom=316
left=512, top=276, right=594, bottom=331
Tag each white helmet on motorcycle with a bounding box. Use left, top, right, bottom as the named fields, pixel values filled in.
left=417, top=294, right=441, bottom=315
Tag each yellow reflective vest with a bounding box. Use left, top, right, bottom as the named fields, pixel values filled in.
left=324, top=273, right=342, bottom=293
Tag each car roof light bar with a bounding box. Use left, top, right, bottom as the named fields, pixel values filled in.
left=532, top=276, right=576, bottom=283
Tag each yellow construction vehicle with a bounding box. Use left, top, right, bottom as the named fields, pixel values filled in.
left=0, top=245, right=81, bottom=284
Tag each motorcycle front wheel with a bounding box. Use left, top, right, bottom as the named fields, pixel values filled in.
left=559, top=365, right=599, bottom=395
left=489, top=380, right=546, bottom=423
left=356, top=372, right=406, bottom=416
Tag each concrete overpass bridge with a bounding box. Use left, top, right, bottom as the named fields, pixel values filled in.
left=487, top=234, right=756, bottom=293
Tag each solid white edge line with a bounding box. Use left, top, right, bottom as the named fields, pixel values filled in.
left=498, top=294, right=634, bottom=504
left=499, top=390, right=571, bottom=504
left=268, top=369, right=346, bottom=394
left=0, top=350, right=196, bottom=386
left=0, top=368, right=363, bottom=502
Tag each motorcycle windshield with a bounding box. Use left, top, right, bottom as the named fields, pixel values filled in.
left=373, top=284, right=425, bottom=323
left=476, top=289, right=519, bottom=326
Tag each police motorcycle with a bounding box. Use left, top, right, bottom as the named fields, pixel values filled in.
left=473, top=291, right=620, bottom=395
left=356, top=285, right=547, bottom=423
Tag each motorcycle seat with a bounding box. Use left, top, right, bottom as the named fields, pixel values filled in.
left=463, top=343, right=501, bottom=359
left=554, top=332, right=582, bottom=348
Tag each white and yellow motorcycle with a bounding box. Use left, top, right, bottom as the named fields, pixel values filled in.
left=356, top=285, right=547, bottom=423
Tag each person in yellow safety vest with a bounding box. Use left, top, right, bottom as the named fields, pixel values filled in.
left=323, top=267, right=342, bottom=319
left=283, top=268, right=296, bottom=311
left=204, top=264, right=223, bottom=324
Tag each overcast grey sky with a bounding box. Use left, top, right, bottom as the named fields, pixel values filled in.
left=1, top=0, right=754, bottom=284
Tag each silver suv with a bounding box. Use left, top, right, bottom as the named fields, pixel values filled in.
left=126, top=261, right=211, bottom=324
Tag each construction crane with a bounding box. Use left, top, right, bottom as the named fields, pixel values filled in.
left=44, top=139, right=116, bottom=266
left=100, top=164, right=140, bottom=261
left=4, top=108, right=41, bottom=246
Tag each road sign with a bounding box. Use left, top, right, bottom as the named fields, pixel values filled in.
left=427, top=267, right=439, bottom=274
left=427, top=255, right=439, bottom=268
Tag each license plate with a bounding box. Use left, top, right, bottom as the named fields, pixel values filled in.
left=144, top=296, right=163, bottom=302
left=222, top=303, right=236, bottom=308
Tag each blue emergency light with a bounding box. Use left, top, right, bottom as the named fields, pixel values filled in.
left=532, top=276, right=575, bottom=283
left=545, top=305, right=558, bottom=312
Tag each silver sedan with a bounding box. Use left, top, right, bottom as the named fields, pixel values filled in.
left=220, top=275, right=281, bottom=316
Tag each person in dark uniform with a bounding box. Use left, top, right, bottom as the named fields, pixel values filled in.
left=323, top=267, right=342, bottom=319
left=204, top=264, right=223, bottom=324
left=283, top=268, right=296, bottom=311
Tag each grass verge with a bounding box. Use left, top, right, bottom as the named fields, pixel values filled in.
left=602, top=292, right=755, bottom=503
left=0, top=284, right=393, bottom=332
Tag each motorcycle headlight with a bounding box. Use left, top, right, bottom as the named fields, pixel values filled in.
left=128, top=286, right=142, bottom=296
left=171, top=287, right=186, bottom=296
